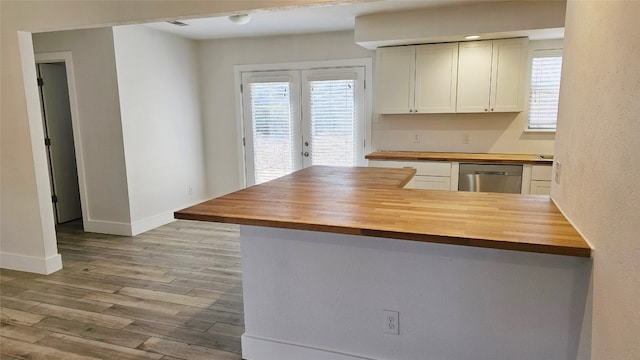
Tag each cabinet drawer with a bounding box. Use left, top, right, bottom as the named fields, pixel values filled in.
left=412, top=175, right=451, bottom=191
left=369, top=160, right=451, bottom=176
left=530, top=180, right=551, bottom=195
left=531, top=165, right=552, bottom=180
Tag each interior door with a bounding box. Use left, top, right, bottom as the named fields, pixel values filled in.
left=38, top=63, right=82, bottom=223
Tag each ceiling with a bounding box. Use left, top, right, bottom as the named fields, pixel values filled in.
left=140, top=0, right=485, bottom=40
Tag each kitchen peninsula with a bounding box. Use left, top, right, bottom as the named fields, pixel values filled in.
left=175, top=166, right=591, bottom=360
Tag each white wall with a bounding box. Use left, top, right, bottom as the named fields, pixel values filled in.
left=113, top=25, right=208, bottom=235
left=355, top=0, right=566, bottom=49
left=1, top=0, right=329, bottom=273
left=241, top=226, right=591, bottom=360
left=552, top=1, right=640, bottom=359
left=373, top=112, right=555, bottom=155
left=372, top=39, right=561, bottom=156
left=197, top=31, right=374, bottom=196
left=32, top=28, right=132, bottom=235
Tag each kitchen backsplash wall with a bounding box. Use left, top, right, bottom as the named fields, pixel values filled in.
left=372, top=112, right=555, bottom=154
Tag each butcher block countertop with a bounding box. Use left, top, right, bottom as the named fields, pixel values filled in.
left=175, top=166, right=590, bottom=258
left=366, top=151, right=553, bottom=164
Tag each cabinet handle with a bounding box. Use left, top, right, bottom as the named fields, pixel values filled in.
left=491, top=108, right=495, bottom=112
left=484, top=108, right=488, bottom=112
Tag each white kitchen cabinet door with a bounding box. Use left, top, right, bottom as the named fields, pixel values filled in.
left=415, top=43, right=459, bottom=113
left=456, top=40, right=493, bottom=113
left=412, top=176, right=451, bottom=191
left=531, top=164, right=553, bottom=180
left=376, top=46, right=415, bottom=114
left=530, top=180, right=551, bottom=195
left=457, top=38, right=528, bottom=113
left=491, top=38, right=528, bottom=112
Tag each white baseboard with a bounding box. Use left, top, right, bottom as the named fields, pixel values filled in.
left=83, top=219, right=133, bottom=236
left=241, top=335, right=375, bottom=360
left=84, top=199, right=208, bottom=237
left=130, top=211, right=175, bottom=236
left=0, top=252, right=62, bottom=274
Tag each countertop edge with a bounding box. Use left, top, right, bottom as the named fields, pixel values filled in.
left=174, top=212, right=591, bottom=259
left=365, top=151, right=554, bottom=165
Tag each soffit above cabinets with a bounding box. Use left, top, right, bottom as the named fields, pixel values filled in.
left=355, top=1, right=566, bottom=49
left=139, top=0, right=488, bottom=41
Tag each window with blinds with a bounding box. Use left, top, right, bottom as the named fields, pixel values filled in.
left=249, top=81, right=295, bottom=184
left=307, top=79, right=357, bottom=166
left=528, top=49, right=563, bottom=130
left=240, top=65, right=366, bottom=186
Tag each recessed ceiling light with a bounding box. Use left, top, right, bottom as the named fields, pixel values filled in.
left=465, top=35, right=480, bottom=40
left=228, top=14, right=251, bottom=25
left=167, top=20, right=189, bottom=27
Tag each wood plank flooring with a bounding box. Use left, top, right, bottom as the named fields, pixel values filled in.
left=0, top=220, right=243, bottom=360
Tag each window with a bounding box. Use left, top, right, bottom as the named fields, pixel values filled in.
left=528, top=49, right=563, bottom=130
left=304, top=73, right=360, bottom=168
left=240, top=66, right=366, bottom=186
left=248, top=79, right=298, bottom=184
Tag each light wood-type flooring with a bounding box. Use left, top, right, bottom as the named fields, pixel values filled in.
left=0, top=220, right=244, bottom=360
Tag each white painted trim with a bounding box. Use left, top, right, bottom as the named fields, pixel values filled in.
left=524, top=128, right=556, bottom=133
left=17, top=32, right=61, bottom=271
left=233, top=58, right=374, bottom=187
left=234, top=58, right=374, bottom=73
left=521, top=163, right=533, bottom=194
left=241, top=335, right=375, bottom=360
left=0, top=252, right=62, bottom=275
left=129, top=197, right=210, bottom=235
left=130, top=212, right=175, bottom=236
left=233, top=66, right=247, bottom=189
left=84, top=219, right=133, bottom=236
left=35, top=51, right=90, bottom=228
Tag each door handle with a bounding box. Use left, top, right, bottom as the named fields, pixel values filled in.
left=473, top=171, right=507, bottom=175
left=304, top=152, right=309, bottom=157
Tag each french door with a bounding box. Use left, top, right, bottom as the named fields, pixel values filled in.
left=241, top=67, right=365, bottom=186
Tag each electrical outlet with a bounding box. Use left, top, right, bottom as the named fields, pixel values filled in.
left=412, top=133, right=420, bottom=143
left=555, top=162, right=561, bottom=184
left=462, top=133, right=470, bottom=144
left=384, top=310, right=399, bottom=335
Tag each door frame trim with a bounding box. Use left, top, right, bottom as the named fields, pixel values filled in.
left=234, top=58, right=373, bottom=188
left=35, top=52, right=88, bottom=227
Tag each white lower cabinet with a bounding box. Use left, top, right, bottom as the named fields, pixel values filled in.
left=413, top=176, right=451, bottom=190
left=369, top=160, right=453, bottom=190
left=530, top=180, right=552, bottom=195
left=529, top=165, right=553, bottom=195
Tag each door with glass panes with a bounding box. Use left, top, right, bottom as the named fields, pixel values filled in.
left=241, top=67, right=365, bottom=186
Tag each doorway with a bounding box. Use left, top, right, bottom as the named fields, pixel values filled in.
left=36, top=61, right=82, bottom=224
left=240, top=66, right=367, bottom=186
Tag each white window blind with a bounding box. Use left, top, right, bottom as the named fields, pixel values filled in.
left=249, top=81, right=295, bottom=184
left=528, top=49, right=563, bottom=130
left=307, top=78, right=357, bottom=166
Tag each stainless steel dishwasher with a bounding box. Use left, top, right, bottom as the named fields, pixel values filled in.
left=458, top=163, right=523, bottom=194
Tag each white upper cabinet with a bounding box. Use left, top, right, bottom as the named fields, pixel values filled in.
left=491, top=38, right=529, bottom=112
left=457, top=38, right=528, bottom=113
left=376, top=38, right=527, bottom=114
left=376, top=46, right=415, bottom=114
left=414, top=43, right=459, bottom=113
left=376, top=43, right=459, bottom=114
left=456, top=41, right=493, bottom=112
